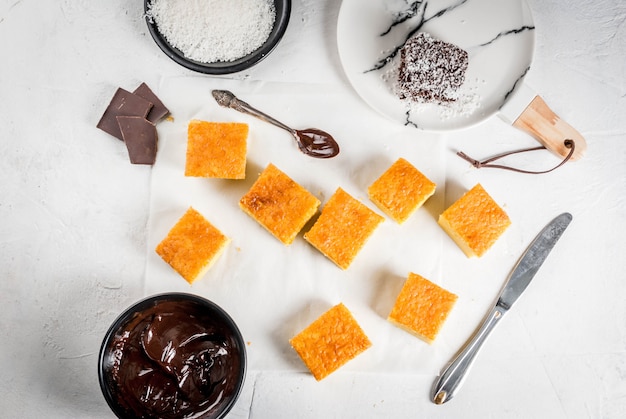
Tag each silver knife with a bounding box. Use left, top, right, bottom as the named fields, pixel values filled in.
left=431, top=212, right=573, bottom=405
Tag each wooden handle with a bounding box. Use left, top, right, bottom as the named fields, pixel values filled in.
left=513, top=95, right=586, bottom=161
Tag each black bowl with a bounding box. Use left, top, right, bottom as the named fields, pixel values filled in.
left=144, top=0, right=291, bottom=74
left=98, top=293, right=246, bottom=419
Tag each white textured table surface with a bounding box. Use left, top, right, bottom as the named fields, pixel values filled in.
left=1, top=1, right=625, bottom=418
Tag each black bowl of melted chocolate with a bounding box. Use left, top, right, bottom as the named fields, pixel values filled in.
left=98, top=293, right=246, bottom=419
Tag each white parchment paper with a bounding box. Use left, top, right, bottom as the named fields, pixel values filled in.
left=145, top=76, right=451, bottom=375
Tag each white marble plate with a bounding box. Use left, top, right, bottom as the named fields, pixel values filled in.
left=337, top=0, right=535, bottom=131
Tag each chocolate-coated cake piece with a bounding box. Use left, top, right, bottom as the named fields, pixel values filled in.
left=397, top=32, right=469, bottom=104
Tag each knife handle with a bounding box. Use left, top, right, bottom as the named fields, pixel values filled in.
left=431, top=305, right=505, bottom=404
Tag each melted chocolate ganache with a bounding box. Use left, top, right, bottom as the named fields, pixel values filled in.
left=105, top=300, right=243, bottom=419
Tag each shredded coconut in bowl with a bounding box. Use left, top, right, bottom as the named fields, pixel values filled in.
left=146, top=0, right=276, bottom=64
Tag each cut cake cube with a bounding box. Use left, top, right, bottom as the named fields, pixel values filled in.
left=289, top=303, right=372, bottom=381
left=388, top=272, right=458, bottom=344
left=304, top=187, right=384, bottom=270
left=185, top=120, right=248, bottom=179
left=438, top=183, right=511, bottom=257
left=367, top=157, right=436, bottom=223
left=239, top=163, right=320, bottom=245
left=155, top=207, right=230, bottom=284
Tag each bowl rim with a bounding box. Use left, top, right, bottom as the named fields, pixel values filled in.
left=143, top=0, right=292, bottom=74
left=98, top=292, right=247, bottom=419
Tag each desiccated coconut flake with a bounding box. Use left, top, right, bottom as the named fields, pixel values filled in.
left=147, top=0, right=276, bottom=63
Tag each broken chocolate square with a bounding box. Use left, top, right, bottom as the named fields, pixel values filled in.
left=97, top=83, right=170, bottom=166
left=97, top=88, right=153, bottom=141
left=116, top=116, right=158, bottom=165
left=133, top=82, right=170, bottom=123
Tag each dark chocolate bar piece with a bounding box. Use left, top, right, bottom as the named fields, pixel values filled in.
left=97, top=88, right=153, bottom=141
left=116, top=116, right=158, bottom=165
left=133, top=82, right=170, bottom=123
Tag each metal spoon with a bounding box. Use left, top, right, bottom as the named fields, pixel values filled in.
left=211, top=90, right=340, bottom=159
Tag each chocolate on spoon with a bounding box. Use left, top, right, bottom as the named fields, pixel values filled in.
left=212, top=89, right=340, bottom=159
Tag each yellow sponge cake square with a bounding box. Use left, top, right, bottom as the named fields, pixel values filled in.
left=304, top=188, right=384, bottom=269
left=155, top=207, right=229, bottom=284
left=368, top=158, right=436, bottom=223
left=239, top=163, right=321, bottom=245
left=388, top=273, right=458, bottom=344
left=185, top=120, right=248, bottom=179
left=290, top=303, right=372, bottom=381
left=438, top=183, right=511, bottom=257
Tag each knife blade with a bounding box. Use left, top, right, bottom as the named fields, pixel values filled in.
left=431, top=212, right=573, bottom=405
left=498, top=84, right=586, bottom=161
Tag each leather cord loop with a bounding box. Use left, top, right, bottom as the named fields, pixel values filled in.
left=457, top=139, right=575, bottom=174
